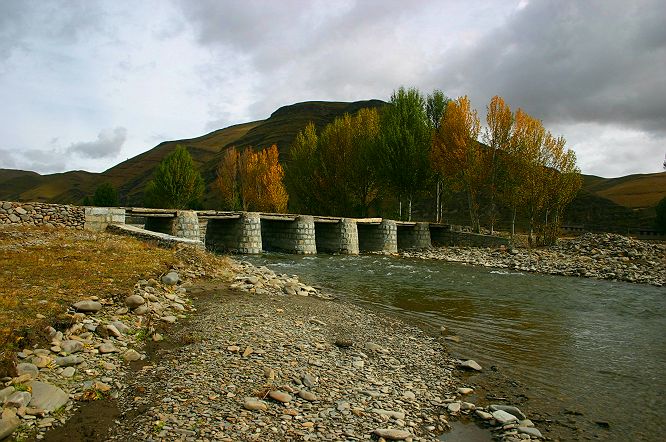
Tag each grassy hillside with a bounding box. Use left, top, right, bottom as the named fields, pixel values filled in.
left=0, top=99, right=663, bottom=230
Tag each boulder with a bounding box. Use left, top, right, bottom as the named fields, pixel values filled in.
left=161, top=272, right=179, bottom=286
left=72, top=300, right=102, bottom=312
left=28, top=381, right=69, bottom=412
left=124, top=295, right=145, bottom=309
left=0, top=409, right=20, bottom=440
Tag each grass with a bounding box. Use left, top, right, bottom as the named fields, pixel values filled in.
left=0, top=224, right=232, bottom=377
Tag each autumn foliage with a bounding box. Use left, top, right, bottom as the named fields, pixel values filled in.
left=216, top=144, right=288, bottom=213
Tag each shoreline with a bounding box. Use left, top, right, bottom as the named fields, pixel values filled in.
left=402, top=233, right=665, bottom=287
left=2, top=251, right=548, bottom=442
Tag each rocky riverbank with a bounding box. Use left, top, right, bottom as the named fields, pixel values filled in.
left=403, top=233, right=665, bottom=286
left=1, top=256, right=547, bottom=441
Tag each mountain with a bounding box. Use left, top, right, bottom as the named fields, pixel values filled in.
left=0, top=100, right=664, bottom=229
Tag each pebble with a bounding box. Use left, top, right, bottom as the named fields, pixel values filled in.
left=268, top=390, right=293, bottom=403
left=373, top=428, right=412, bottom=440
left=125, top=295, right=145, bottom=309
left=459, top=359, right=482, bottom=371
left=72, top=300, right=102, bottom=312
left=243, top=398, right=268, bottom=411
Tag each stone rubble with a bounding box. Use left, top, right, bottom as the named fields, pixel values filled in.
left=403, top=233, right=665, bottom=286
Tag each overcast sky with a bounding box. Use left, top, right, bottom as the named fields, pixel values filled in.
left=1, top=0, right=664, bottom=178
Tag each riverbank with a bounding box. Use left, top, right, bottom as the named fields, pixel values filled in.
left=0, top=226, right=548, bottom=441
left=403, top=233, right=665, bottom=286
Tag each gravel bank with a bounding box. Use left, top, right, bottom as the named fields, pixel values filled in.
left=403, top=233, right=665, bottom=286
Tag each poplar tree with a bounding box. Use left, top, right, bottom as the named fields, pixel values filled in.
left=376, top=87, right=432, bottom=221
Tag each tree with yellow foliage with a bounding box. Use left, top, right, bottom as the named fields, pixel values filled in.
left=215, top=145, right=288, bottom=213
left=431, top=95, right=485, bottom=232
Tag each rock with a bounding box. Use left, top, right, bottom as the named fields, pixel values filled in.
left=152, top=333, right=164, bottom=342
left=298, top=390, right=318, bottom=401
left=122, top=349, right=142, bottom=362
left=162, top=272, right=179, bottom=285
left=242, top=346, right=253, bottom=357
left=16, top=362, right=39, bottom=378
left=54, top=355, right=83, bottom=367
left=334, top=338, right=353, bottom=348
left=0, top=386, right=15, bottom=403
left=365, top=342, right=384, bottom=352
left=125, top=295, right=145, bottom=309
left=160, top=315, right=177, bottom=323
left=373, top=409, right=406, bottom=420
left=268, top=390, right=292, bottom=403
left=373, top=428, right=412, bottom=440
left=457, top=387, right=474, bottom=395
left=352, top=359, right=365, bottom=369
left=402, top=391, right=416, bottom=400
left=492, top=409, right=519, bottom=424
left=445, top=335, right=461, bottom=342
left=447, top=402, right=461, bottom=413
left=490, top=404, right=526, bottom=420
left=32, top=356, right=51, bottom=368
left=61, top=367, right=76, bottom=377
left=60, top=340, right=83, bottom=354
left=461, top=402, right=475, bottom=411
left=459, top=359, right=482, bottom=371
left=243, top=398, right=268, bottom=411
left=133, top=304, right=150, bottom=315
left=0, top=409, right=20, bottom=440
left=518, top=427, right=543, bottom=438
left=28, top=381, right=69, bottom=412
left=99, top=343, right=118, bottom=354
left=301, top=373, right=317, bottom=388
left=104, top=324, right=122, bottom=338
left=475, top=410, right=493, bottom=420
left=6, top=391, right=32, bottom=408
left=72, top=300, right=102, bottom=312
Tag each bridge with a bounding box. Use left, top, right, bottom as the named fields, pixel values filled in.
left=84, top=207, right=509, bottom=254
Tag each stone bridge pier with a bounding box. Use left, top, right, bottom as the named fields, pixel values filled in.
left=314, top=218, right=359, bottom=255
left=357, top=220, right=398, bottom=254
left=260, top=215, right=317, bottom=254
left=204, top=213, right=262, bottom=254
left=143, top=210, right=200, bottom=241
left=397, top=222, right=432, bottom=249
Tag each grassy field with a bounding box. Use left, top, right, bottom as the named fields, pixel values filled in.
left=0, top=225, right=231, bottom=376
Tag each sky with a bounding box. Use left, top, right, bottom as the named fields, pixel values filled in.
left=0, top=0, right=664, bottom=178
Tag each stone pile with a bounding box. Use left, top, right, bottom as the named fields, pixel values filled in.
left=0, top=201, right=84, bottom=228
left=404, top=233, right=665, bottom=286
left=0, top=269, right=194, bottom=441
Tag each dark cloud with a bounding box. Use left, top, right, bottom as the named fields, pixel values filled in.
left=434, top=0, right=666, bottom=135
left=67, top=127, right=127, bottom=159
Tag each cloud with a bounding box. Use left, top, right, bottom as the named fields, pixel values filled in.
left=67, top=127, right=127, bottom=159
left=434, top=0, right=666, bottom=135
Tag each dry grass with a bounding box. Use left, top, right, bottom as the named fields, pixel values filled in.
left=0, top=225, right=232, bottom=376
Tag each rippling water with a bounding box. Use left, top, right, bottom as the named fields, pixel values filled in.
left=243, top=253, right=666, bottom=441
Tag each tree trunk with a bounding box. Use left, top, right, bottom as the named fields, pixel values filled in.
left=436, top=180, right=441, bottom=223
left=511, top=207, right=516, bottom=237
left=399, top=200, right=402, bottom=220
left=408, top=198, right=412, bottom=222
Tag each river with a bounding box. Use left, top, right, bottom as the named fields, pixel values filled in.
left=242, top=253, right=666, bottom=441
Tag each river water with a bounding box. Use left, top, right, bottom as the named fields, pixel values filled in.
left=243, top=253, right=666, bottom=441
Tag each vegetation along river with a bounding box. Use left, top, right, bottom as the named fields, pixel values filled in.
left=243, top=253, right=666, bottom=441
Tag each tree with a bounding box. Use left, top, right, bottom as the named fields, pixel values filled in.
left=427, top=90, right=450, bottom=222
left=92, top=183, right=119, bottom=206
left=286, top=122, right=321, bottom=214
left=218, top=145, right=288, bottom=213
left=432, top=95, right=484, bottom=232
left=144, top=145, right=204, bottom=209
left=656, top=196, right=666, bottom=234
left=376, top=87, right=432, bottom=220
left=215, top=148, right=240, bottom=210
left=483, top=96, right=513, bottom=233
left=286, top=109, right=381, bottom=217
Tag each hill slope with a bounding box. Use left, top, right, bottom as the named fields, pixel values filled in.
left=0, top=100, right=663, bottom=229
